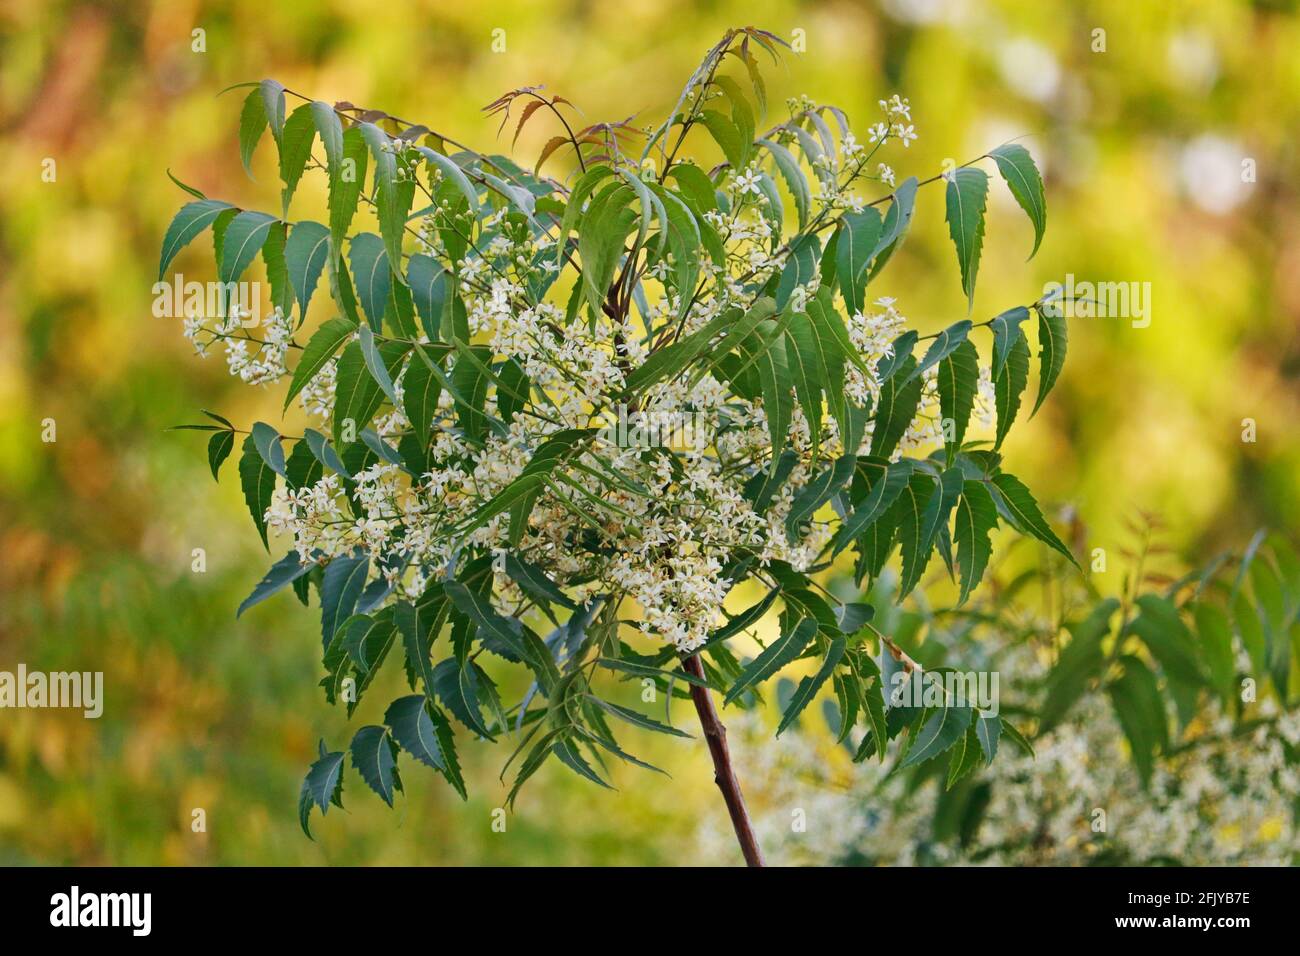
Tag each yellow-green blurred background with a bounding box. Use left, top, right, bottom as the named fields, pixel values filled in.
left=1, top=0, right=1297, bottom=864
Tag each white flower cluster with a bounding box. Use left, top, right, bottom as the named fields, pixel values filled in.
left=183, top=304, right=293, bottom=386
left=698, top=639, right=1300, bottom=865
left=206, top=100, right=1008, bottom=654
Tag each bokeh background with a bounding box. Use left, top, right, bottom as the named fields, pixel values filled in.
left=1, top=0, right=1297, bottom=864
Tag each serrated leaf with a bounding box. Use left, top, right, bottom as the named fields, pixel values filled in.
left=303, top=743, right=344, bottom=818
left=988, top=143, right=1046, bottom=259
left=207, top=429, right=235, bottom=481
left=777, top=636, right=846, bottom=736
left=238, top=88, right=267, bottom=177
left=588, top=696, right=693, bottom=738
left=237, top=433, right=275, bottom=548
left=993, top=330, right=1029, bottom=449
left=284, top=315, right=356, bottom=411
left=944, top=167, right=988, bottom=311
left=937, top=338, right=979, bottom=462
left=250, top=421, right=287, bottom=477
left=350, top=725, right=400, bottom=806
left=1107, top=655, right=1167, bottom=787
left=236, top=550, right=313, bottom=618
left=835, top=208, right=883, bottom=315
left=349, top=233, right=391, bottom=331
left=328, top=125, right=369, bottom=258
left=285, top=220, right=331, bottom=318
left=1031, top=304, right=1068, bottom=416
left=725, top=616, right=818, bottom=703
left=385, top=695, right=447, bottom=771
left=989, top=473, right=1077, bottom=566
left=278, top=103, right=316, bottom=216
left=954, top=479, right=998, bottom=605
left=219, top=210, right=278, bottom=285
left=158, top=199, right=234, bottom=281
left=989, top=305, right=1030, bottom=378
left=902, top=704, right=972, bottom=767
left=320, top=553, right=369, bottom=650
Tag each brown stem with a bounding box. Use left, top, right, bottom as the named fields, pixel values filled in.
left=683, top=653, right=765, bottom=867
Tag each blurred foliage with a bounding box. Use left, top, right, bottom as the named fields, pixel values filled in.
left=1, top=0, right=1297, bottom=864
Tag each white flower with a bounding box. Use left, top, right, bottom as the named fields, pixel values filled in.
left=892, top=123, right=918, bottom=148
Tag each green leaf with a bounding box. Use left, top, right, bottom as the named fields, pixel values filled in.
left=1193, top=602, right=1236, bottom=705
left=777, top=636, right=846, bottom=736
left=261, top=220, right=292, bottom=315
left=237, top=433, right=275, bottom=548
left=868, top=176, right=918, bottom=280
left=1031, top=304, right=1068, bottom=416
left=385, top=695, right=448, bottom=771
left=349, top=233, right=391, bottom=331
left=284, top=221, right=331, bottom=318
left=284, top=315, right=356, bottom=411
left=302, top=742, right=344, bottom=820
left=207, top=429, right=235, bottom=481
left=1129, top=595, right=1207, bottom=687
left=954, top=479, right=998, bottom=605
left=988, top=143, right=1046, bottom=259
left=407, top=254, right=448, bottom=340
left=946, top=723, right=984, bottom=789
left=250, top=421, right=287, bottom=477
left=259, top=79, right=286, bottom=142
left=725, top=616, right=818, bottom=703
left=328, top=125, right=369, bottom=259
left=505, top=554, right=578, bottom=611
left=989, top=473, right=1077, bottom=566
left=236, top=551, right=313, bottom=618
left=159, top=199, right=235, bottom=281
left=1107, top=655, right=1167, bottom=787
left=989, top=306, right=1031, bottom=378
left=310, top=101, right=343, bottom=174
left=975, top=713, right=1001, bottom=766
left=219, top=210, right=278, bottom=285
left=445, top=581, right=558, bottom=693
left=835, top=208, right=883, bottom=315
left=894, top=473, right=938, bottom=598
left=700, top=109, right=746, bottom=170
left=350, top=725, right=400, bottom=806
left=785, top=455, right=855, bottom=540
left=596, top=658, right=708, bottom=687
left=238, top=88, right=268, bottom=177
left=552, top=738, right=613, bottom=790
left=937, top=338, right=979, bottom=462
left=993, top=330, right=1030, bottom=449
left=901, top=704, right=972, bottom=767
left=278, top=103, right=317, bottom=216
left=1040, top=597, right=1119, bottom=730
left=944, top=167, right=989, bottom=311
left=359, top=122, right=414, bottom=283
left=869, top=354, right=923, bottom=459
left=588, top=696, right=693, bottom=738
left=416, top=146, right=481, bottom=218
left=332, top=338, right=409, bottom=447
left=320, top=553, right=369, bottom=650
left=358, top=324, right=399, bottom=405
left=833, top=458, right=912, bottom=556
left=432, top=657, right=496, bottom=739
left=758, top=138, right=810, bottom=228
left=913, top=320, right=972, bottom=381
left=999, top=718, right=1034, bottom=757
left=402, top=346, right=442, bottom=443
